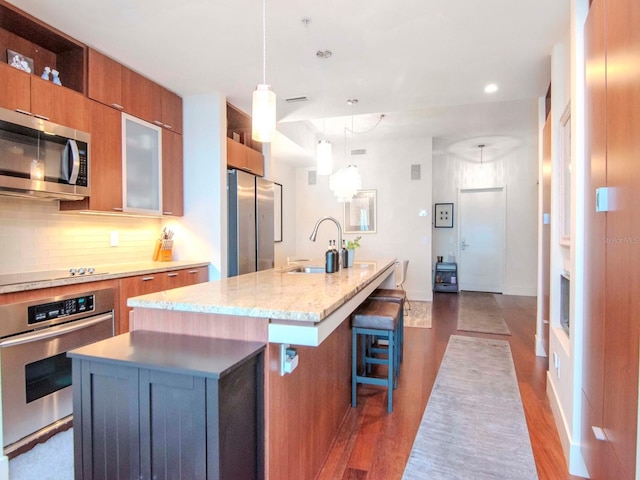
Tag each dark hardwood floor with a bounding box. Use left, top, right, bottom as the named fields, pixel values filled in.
left=318, top=292, right=586, bottom=480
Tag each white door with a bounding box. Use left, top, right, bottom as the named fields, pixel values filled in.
left=459, top=188, right=505, bottom=293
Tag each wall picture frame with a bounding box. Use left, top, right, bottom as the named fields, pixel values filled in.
left=344, top=189, right=377, bottom=234
left=434, top=202, right=454, bottom=228
left=7, top=49, right=34, bottom=74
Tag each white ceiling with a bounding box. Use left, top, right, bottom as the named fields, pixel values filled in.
left=8, top=0, right=569, bottom=166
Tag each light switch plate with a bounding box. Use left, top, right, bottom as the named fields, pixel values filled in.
left=596, top=187, right=611, bottom=212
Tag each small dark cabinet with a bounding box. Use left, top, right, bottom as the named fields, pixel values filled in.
left=69, top=331, right=265, bottom=480
left=434, top=262, right=459, bottom=293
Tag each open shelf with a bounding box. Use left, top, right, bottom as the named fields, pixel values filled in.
left=0, top=1, right=86, bottom=93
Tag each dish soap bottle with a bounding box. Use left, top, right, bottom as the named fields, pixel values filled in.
left=341, top=240, right=348, bottom=269
left=325, top=241, right=336, bottom=273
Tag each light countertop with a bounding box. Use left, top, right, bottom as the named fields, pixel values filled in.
left=127, top=257, right=397, bottom=323
left=0, top=261, right=210, bottom=294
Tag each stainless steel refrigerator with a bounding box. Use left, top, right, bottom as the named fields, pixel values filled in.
left=228, top=169, right=275, bottom=277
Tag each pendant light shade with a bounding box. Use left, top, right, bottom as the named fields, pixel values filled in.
left=252, top=84, right=276, bottom=142
left=316, top=139, right=332, bottom=175
left=329, top=164, right=361, bottom=202
left=252, top=0, right=276, bottom=143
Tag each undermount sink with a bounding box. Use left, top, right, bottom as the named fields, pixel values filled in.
left=287, top=266, right=326, bottom=274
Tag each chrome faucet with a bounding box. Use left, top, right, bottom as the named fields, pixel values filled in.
left=309, top=216, right=343, bottom=255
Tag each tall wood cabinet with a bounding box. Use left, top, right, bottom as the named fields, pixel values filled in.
left=582, top=0, right=640, bottom=478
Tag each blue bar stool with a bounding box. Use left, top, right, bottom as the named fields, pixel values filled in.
left=351, top=299, right=401, bottom=413
left=368, top=288, right=406, bottom=363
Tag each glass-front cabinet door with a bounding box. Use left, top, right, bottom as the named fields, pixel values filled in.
left=122, top=113, right=162, bottom=214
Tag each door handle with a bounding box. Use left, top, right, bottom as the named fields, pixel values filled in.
left=461, top=239, right=470, bottom=250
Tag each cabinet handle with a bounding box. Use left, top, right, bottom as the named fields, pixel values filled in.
left=33, top=114, right=50, bottom=121
left=163, top=124, right=173, bottom=130
left=188, top=270, right=198, bottom=274
left=15, top=109, right=32, bottom=116
left=112, top=207, right=123, bottom=211
left=141, top=276, right=155, bottom=281
left=163, top=211, right=173, bottom=215
left=111, top=103, right=124, bottom=110
left=153, top=120, right=163, bottom=126
left=167, top=273, right=178, bottom=277
left=244, top=167, right=254, bottom=172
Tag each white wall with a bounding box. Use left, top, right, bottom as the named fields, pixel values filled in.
left=432, top=101, right=540, bottom=297
left=293, top=136, right=433, bottom=302
left=544, top=0, right=589, bottom=476
left=268, top=153, right=299, bottom=268
left=171, top=93, right=226, bottom=280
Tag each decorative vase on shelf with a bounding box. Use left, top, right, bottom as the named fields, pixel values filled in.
left=41, top=66, right=51, bottom=80
left=347, top=249, right=355, bottom=267
left=51, top=69, right=62, bottom=86
left=345, top=236, right=361, bottom=268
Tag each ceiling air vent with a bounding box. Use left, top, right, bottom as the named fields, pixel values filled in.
left=284, top=96, right=308, bottom=103
left=351, top=148, right=367, bottom=156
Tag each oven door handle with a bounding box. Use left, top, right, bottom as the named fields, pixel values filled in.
left=0, top=313, right=113, bottom=348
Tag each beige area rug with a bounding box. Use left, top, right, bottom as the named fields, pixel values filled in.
left=404, top=301, right=432, bottom=328
left=456, top=291, right=511, bottom=335
left=402, top=336, right=537, bottom=479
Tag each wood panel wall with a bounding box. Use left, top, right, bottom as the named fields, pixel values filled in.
left=602, top=0, right=640, bottom=476
left=582, top=0, right=640, bottom=477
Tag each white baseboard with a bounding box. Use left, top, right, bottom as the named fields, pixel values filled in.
left=535, top=334, right=548, bottom=357
left=546, top=373, right=589, bottom=477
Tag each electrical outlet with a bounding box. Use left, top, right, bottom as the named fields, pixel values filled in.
left=110, top=231, right=119, bottom=247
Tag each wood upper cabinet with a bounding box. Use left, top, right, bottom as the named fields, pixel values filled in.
left=89, top=49, right=182, bottom=134
left=122, top=68, right=163, bottom=126
left=162, top=130, right=184, bottom=216
left=30, top=76, right=89, bottom=131
left=227, top=138, right=264, bottom=177
left=60, top=100, right=123, bottom=213
left=0, top=63, right=30, bottom=112
left=87, top=48, right=123, bottom=110
left=161, top=89, right=183, bottom=134
left=0, top=64, right=89, bottom=131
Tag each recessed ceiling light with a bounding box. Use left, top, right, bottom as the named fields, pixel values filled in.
left=484, top=83, right=498, bottom=94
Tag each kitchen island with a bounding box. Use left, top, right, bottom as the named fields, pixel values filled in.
left=127, top=257, right=396, bottom=480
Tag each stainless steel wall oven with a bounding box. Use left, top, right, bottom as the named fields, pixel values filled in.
left=0, top=288, right=114, bottom=453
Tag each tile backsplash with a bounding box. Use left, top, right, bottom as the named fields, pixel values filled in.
left=0, top=197, right=161, bottom=274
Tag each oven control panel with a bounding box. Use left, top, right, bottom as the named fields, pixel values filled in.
left=28, top=295, right=95, bottom=325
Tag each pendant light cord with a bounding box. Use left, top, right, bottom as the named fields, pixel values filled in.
left=262, top=0, right=266, bottom=85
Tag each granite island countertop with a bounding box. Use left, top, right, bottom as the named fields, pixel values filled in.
left=0, top=260, right=210, bottom=294
left=127, top=257, right=397, bottom=323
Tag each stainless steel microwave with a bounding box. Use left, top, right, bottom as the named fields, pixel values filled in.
left=0, top=107, right=90, bottom=201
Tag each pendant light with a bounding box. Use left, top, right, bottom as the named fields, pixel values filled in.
left=329, top=99, right=361, bottom=202
left=316, top=50, right=332, bottom=175
left=478, top=144, right=485, bottom=165
left=252, top=0, right=276, bottom=143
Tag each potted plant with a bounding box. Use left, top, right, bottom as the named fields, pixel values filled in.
left=345, top=236, right=361, bottom=267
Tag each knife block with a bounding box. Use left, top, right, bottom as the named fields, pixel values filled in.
left=159, top=248, right=173, bottom=262
left=152, top=239, right=173, bottom=261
